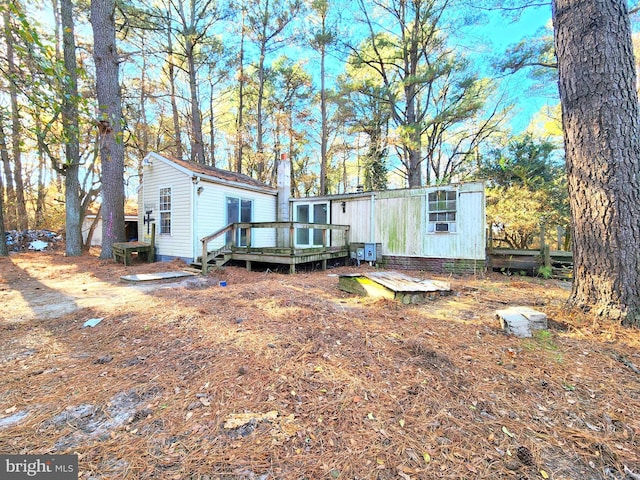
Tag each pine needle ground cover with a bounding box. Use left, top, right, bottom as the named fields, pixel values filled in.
left=1, top=251, right=638, bottom=479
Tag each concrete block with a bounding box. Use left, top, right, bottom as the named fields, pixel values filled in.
left=496, top=306, right=548, bottom=338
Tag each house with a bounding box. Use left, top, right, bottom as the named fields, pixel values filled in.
left=139, top=152, right=486, bottom=273
left=82, top=205, right=139, bottom=247
left=138, top=152, right=278, bottom=263
left=290, top=182, right=486, bottom=274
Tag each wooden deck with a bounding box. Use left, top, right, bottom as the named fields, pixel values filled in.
left=199, top=222, right=351, bottom=274
left=488, top=248, right=573, bottom=278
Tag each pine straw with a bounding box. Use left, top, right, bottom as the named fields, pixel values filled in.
left=0, top=251, right=639, bottom=479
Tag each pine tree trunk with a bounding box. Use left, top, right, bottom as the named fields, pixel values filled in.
left=0, top=118, right=16, bottom=230
left=62, top=0, right=82, bottom=256
left=553, top=0, right=640, bottom=326
left=91, top=0, right=126, bottom=259
left=186, top=36, right=205, bottom=164
left=166, top=18, right=183, bottom=160
left=3, top=8, right=28, bottom=231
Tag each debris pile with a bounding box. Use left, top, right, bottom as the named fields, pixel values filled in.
left=4, top=230, right=63, bottom=251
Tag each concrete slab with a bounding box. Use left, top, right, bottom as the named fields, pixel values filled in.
left=496, top=306, right=548, bottom=338
left=120, top=271, right=198, bottom=283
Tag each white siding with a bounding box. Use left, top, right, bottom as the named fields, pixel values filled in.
left=142, top=161, right=193, bottom=259
left=305, top=182, right=486, bottom=260
left=194, top=182, right=276, bottom=254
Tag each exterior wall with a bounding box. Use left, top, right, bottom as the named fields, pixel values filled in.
left=141, top=155, right=277, bottom=262
left=295, top=182, right=486, bottom=264
left=141, top=161, right=193, bottom=261
left=194, top=182, right=277, bottom=253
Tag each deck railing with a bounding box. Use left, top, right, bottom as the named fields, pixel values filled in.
left=200, top=222, right=350, bottom=274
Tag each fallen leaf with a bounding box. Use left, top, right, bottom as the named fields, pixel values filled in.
left=399, top=418, right=405, bottom=428
left=367, top=412, right=375, bottom=420
left=423, top=452, right=431, bottom=464
left=540, top=469, right=549, bottom=479
left=502, top=426, right=515, bottom=438
left=5, top=406, right=17, bottom=414
left=186, top=412, right=193, bottom=420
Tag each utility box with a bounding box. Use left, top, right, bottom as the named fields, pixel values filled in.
left=356, top=248, right=365, bottom=261
left=364, top=243, right=377, bottom=262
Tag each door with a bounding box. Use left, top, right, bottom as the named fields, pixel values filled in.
left=226, top=197, right=252, bottom=246
left=295, top=202, right=328, bottom=247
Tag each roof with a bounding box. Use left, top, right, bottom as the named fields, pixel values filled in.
left=155, top=154, right=276, bottom=192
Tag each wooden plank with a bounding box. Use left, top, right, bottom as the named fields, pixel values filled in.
left=338, top=271, right=451, bottom=303
left=364, top=271, right=451, bottom=293
left=338, top=274, right=395, bottom=299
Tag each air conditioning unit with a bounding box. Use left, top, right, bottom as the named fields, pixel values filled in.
left=435, top=222, right=449, bottom=232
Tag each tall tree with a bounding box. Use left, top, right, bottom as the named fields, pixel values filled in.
left=553, top=0, right=640, bottom=326
left=2, top=2, right=28, bottom=231
left=245, top=0, right=301, bottom=182
left=309, top=0, right=337, bottom=195
left=60, top=0, right=82, bottom=256
left=91, top=0, right=126, bottom=259
left=171, top=0, right=224, bottom=164
left=353, top=0, right=502, bottom=187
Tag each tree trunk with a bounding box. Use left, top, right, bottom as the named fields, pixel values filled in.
left=256, top=40, right=267, bottom=181
left=0, top=117, right=16, bottom=230
left=62, top=0, right=82, bottom=256
left=320, top=40, right=328, bottom=195
left=3, top=8, right=28, bottom=231
left=167, top=18, right=183, bottom=160
left=553, top=0, right=640, bottom=326
left=91, top=0, right=126, bottom=259
left=186, top=35, right=205, bottom=164
left=236, top=8, right=246, bottom=174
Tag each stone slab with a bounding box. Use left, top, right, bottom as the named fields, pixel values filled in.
left=496, top=306, right=548, bottom=338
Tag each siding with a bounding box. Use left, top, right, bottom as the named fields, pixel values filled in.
left=194, top=182, right=277, bottom=253
left=297, top=182, right=486, bottom=261
left=142, top=161, right=193, bottom=259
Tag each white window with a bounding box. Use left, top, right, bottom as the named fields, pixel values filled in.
left=427, top=190, right=456, bottom=233
left=295, top=202, right=328, bottom=246
left=159, top=187, right=172, bottom=234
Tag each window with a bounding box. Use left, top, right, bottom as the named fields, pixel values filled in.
left=428, top=190, right=456, bottom=233
left=159, top=187, right=172, bottom=234
left=295, top=202, right=328, bottom=246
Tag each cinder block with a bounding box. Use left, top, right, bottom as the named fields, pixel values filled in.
left=496, top=307, right=548, bottom=338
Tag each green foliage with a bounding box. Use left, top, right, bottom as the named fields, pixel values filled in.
left=481, top=133, right=570, bottom=250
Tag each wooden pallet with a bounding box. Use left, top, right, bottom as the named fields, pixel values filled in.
left=338, top=271, right=451, bottom=304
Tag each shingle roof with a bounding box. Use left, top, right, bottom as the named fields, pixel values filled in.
left=161, top=154, right=276, bottom=191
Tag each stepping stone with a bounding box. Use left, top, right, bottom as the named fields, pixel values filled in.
left=496, top=306, right=548, bottom=338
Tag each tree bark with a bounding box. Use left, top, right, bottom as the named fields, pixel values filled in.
left=91, top=0, right=126, bottom=259
left=0, top=116, right=16, bottom=230
left=166, top=15, right=183, bottom=160
left=3, top=8, right=28, bottom=231
left=62, top=0, right=83, bottom=256
left=553, top=0, right=640, bottom=326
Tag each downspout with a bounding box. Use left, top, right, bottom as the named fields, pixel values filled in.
left=192, top=176, right=200, bottom=262
left=370, top=193, right=376, bottom=244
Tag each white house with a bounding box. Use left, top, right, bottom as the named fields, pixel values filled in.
left=139, top=152, right=486, bottom=273
left=290, top=182, right=486, bottom=274
left=138, top=152, right=277, bottom=263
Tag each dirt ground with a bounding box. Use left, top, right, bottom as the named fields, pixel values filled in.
left=0, top=250, right=639, bottom=480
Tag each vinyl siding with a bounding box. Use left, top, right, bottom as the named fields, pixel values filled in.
left=194, top=182, right=277, bottom=253
left=141, top=161, right=193, bottom=259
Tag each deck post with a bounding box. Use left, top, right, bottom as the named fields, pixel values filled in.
left=149, top=223, right=156, bottom=263
left=202, top=237, right=209, bottom=274
left=246, top=260, right=252, bottom=271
